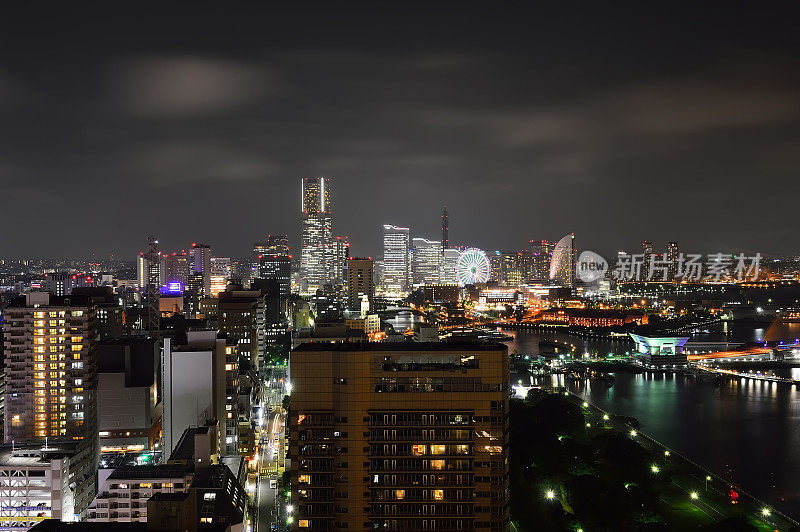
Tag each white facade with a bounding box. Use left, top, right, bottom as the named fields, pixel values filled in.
left=300, top=177, right=334, bottom=294
left=382, top=225, right=410, bottom=295
left=87, top=466, right=190, bottom=523
left=439, top=249, right=460, bottom=284
left=161, top=332, right=227, bottom=458
left=411, top=238, right=442, bottom=287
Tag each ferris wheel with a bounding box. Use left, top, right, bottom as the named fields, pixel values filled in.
left=456, top=248, right=491, bottom=286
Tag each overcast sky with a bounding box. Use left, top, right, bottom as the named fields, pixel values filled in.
left=1, top=2, right=799, bottom=260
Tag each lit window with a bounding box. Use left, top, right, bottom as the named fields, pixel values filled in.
left=203, top=492, right=216, bottom=501
left=298, top=474, right=311, bottom=484
left=411, top=445, right=426, bottom=456
left=433, top=489, right=444, bottom=500
left=431, top=460, right=445, bottom=470
left=299, top=520, right=309, bottom=528
left=431, top=445, right=446, bottom=455
left=395, top=490, right=405, bottom=500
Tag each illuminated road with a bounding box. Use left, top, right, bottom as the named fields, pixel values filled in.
left=257, top=410, right=284, bottom=532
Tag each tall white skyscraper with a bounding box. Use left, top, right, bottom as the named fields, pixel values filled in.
left=300, top=177, right=333, bottom=294
left=382, top=224, right=410, bottom=295
left=549, top=233, right=576, bottom=287
left=439, top=248, right=461, bottom=284
left=411, top=237, right=442, bottom=287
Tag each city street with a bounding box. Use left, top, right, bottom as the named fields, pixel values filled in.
left=255, top=389, right=286, bottom=532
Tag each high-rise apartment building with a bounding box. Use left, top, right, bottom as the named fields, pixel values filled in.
left=301, top=177, right=333, bottom=294
left=642, top=241, right=654, bottom=280
left=258, top=254, right=291, bottom=304
left=189, top=243, right=212, bottom=296
left=3, top=292, right=98, bottom=448
left=218, top=284, right=262, bottom=370
left=411, top=238, right=442, bottom=287
left=346, top=258, right=375, bottom=311
left=666, top=241, right=679, bottom=280
left=289, top=342, right=510, bottom=531
left=382, top=225, right=410, bottom=295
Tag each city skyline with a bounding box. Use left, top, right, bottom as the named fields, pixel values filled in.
left=2, top=3, right=800, bottom=258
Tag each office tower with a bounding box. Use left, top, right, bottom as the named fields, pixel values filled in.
left=411, top=238, right=442, bottom=286
left=210, top=257, right=232, bottom=296
left=162, top=331, right=238, bottom=456
left=184, top=271, right=204, bottom=318
left=217, top=283, right=263, bottom=370
left=96, top=338, right=159, bottom=453
left=549, top=234, right=575, bottom=287
left=189, top=243, right=212, bottom=296
left=290, top=342, right=510, bottom=530
left=160, top=251, right=189, bottom=288
left=529, top=239, right=555, bottom=280
left=667, top=241, right=679, bottom=280
left=258, top=253, right=291, bottom=306
left=332, top=235, right=351, bottom=285
left=347, top=258, right=375, bottom=311
left=439, top=248, right=461, bottom=284
left=500, top=251, right=524, bottom=286
left=382, top=224, right=410, bottom=295
left=441, top=205, right=449, bottom=250
left=254, top=233, right=290, bottom=258
left=3, top=292, right=98, bottom=448
left=301, top=176, right=333, bottom=294
left=137, top=253, right=150, bottom=289
left=642, top=241, right=654, bottom=280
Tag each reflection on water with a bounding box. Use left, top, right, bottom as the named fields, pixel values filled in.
left=505, top=326, right=800, bottom=518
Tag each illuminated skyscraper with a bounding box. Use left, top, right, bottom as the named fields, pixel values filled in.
left=411, top=238, right=442, bottom=286
left=301, top=177, right=333, bottom=294
left=529, top=239, right=555, bottom=280
left=439, top=248, right=461, bottom=284
left=332, top=235, right=351, bottom=286
left=382, top=224, right=410, bottom=295
left=189, top=243, right=212, bottom=296
left=254, top=234, right=290, bottom=261
left=549, top=234, right=576, bottom=287
left=160, top=251, right=188, bottom=288
left=667, top=241, right=679, bottom=280
left=441, top=205, right=449, bottom=250
left=642, top=241, right=654, bottom=280
left=3, top=292, right=98, bottom=448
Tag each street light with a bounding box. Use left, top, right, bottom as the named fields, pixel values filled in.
left=761, top=508, right=771, bottom=517
left=582, top=402, right=589, bottom=408
left=690, top=492, right=699, bottom=500
left=664, top=450, right=670, bottom=457
left=629, top=429, right=637, bottom=437
left=545, top=490, right=555, bottom=500
left=602, top=414, right=609, bottom=421
left=705, top=475, right=711, bottom=490
left=287, top=504, right=294, bottom=513
left=651, top=464, right=660, bottom=474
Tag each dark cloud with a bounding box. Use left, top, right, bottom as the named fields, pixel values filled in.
left=1, top=2, right=799, bottom=260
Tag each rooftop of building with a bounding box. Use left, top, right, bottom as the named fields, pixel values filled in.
left=31, top=521, right=147, bottom=531
left=293, top=341, right=507, bottom=352
left=107, top=464, right=191, bottom=480
left=0, top=443, right=82, bottom=466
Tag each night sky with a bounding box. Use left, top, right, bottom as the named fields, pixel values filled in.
left=2, top=2, right=799, bottom=260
